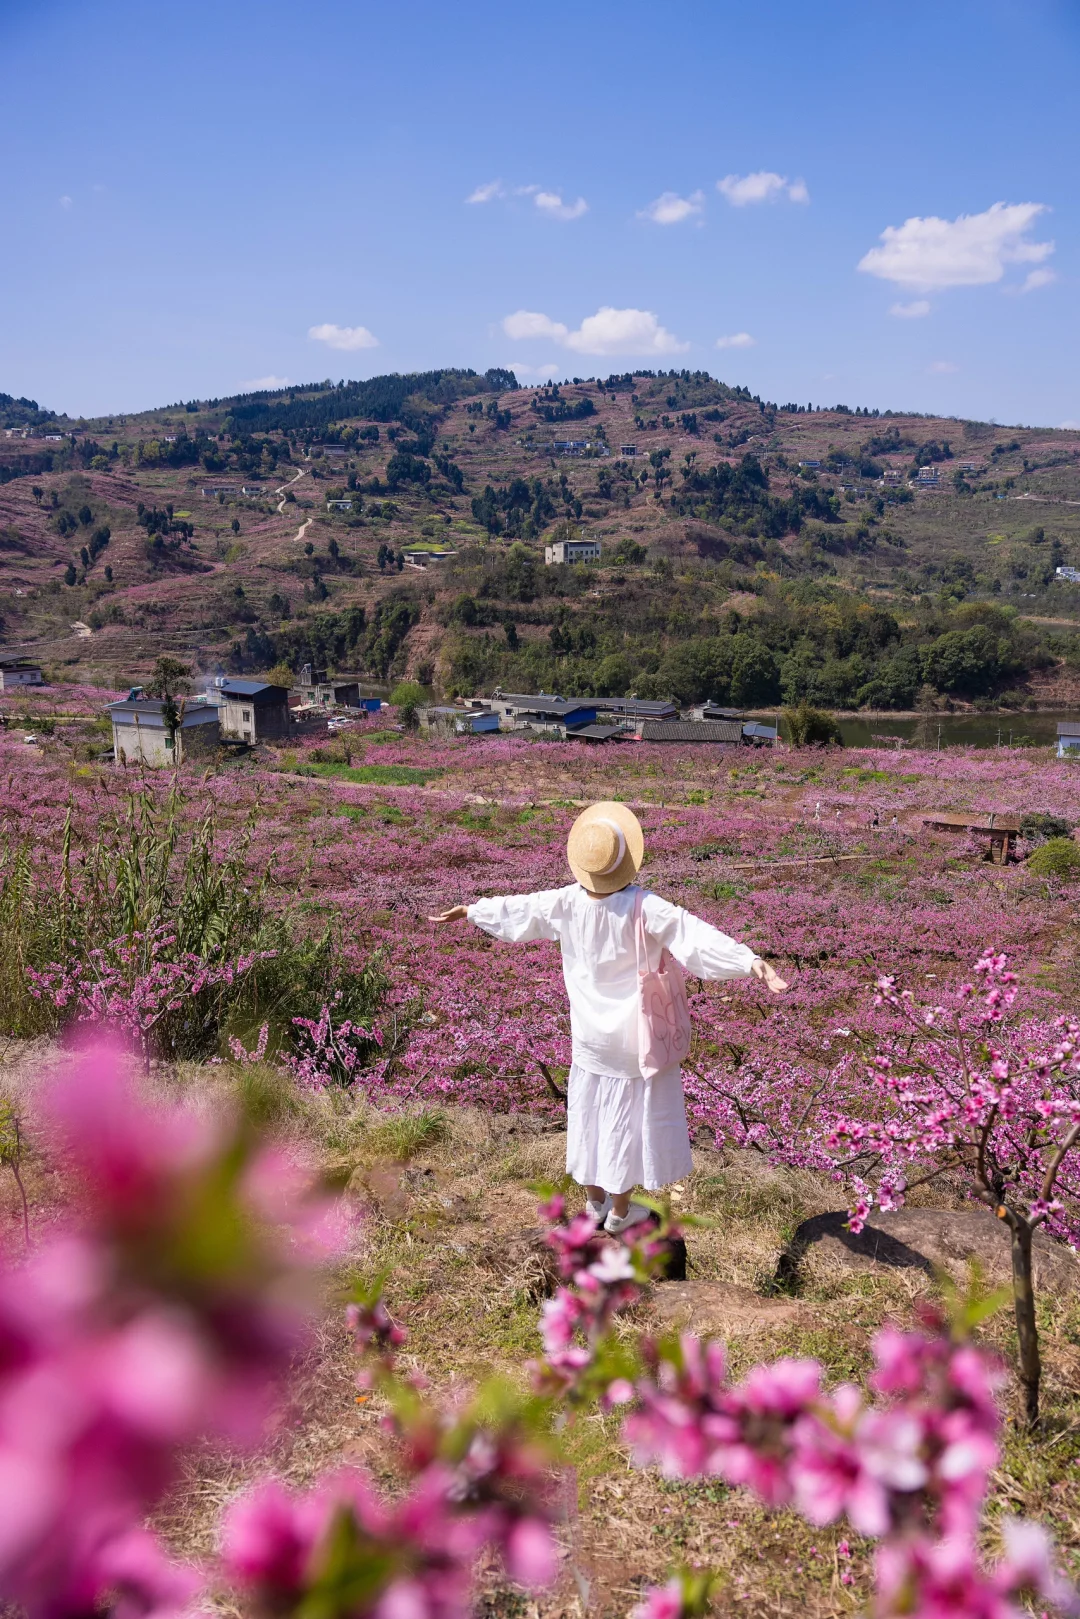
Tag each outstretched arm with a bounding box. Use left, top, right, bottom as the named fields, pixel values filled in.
left=429, top=889, right=567, bottom=943
left=644, top=893, right=788, bottom=993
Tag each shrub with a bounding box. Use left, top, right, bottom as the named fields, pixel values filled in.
left=1026, top=837, right=1080, bottom=879
left=783, top=700, right=842, bottom=746
left=0, top=786, right=388, bottom=1060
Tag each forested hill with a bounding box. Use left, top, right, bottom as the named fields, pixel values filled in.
left=1, top=365, right=1079, bottom=713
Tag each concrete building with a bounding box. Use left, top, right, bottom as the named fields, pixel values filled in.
left=0, top=655, right=44, bottom=692
left=205, top=677, right=290, bottom=743
left=293, top=667, right=363, bottom=708
left=421, top=706, right=501, bottom=736
left=545, top=537, right=602, bottom=565
left=107, top=696, right=220, bottom=767
left=326, top=498, right=354, bottom=512
left=1057, top=722, right=1080, bottom=759
left=1054, top=566, right=1080, bottom=584
left=485, top=691, right=598, bottom=736
left=402, top=547, right=455, bottom=567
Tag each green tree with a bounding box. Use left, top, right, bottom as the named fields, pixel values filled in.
left=264, top=661, right=296, bottom=687
left=730, top=638, right=780, bottom=706
left=389, top=679, right=427, bottom=729
left=64, top=563, right=77, bottom=586
left=145, top=655, right=192, bottom=701
left=784, top=700, right=842, bottom=746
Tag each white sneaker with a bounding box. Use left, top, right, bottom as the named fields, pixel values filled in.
left=604, top=1202, right=652, bottom=1236
left=585, top=1195, right=612, bottom=1223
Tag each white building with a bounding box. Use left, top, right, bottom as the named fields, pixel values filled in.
left=107, top=696, right=220, bottom=767
left=545, top=537, right=601, bottom=565
left=1054, top=566, right=1080, bottom=584
left=0, top=657, right=44, bottom=692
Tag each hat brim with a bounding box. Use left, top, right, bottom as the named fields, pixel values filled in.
left=567, top=801, right=644, bottom=894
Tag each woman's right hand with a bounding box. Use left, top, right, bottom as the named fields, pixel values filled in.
left=427, top=904, right=468, bottom=925
left=751, top=957, right=789, bottom=993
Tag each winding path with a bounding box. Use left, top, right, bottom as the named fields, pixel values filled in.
left=274, top=465, right=314, bottom=543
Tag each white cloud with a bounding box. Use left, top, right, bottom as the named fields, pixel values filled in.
left=59, top=195, right=72, bottom=209
left=1019, top=266, right=1056, bottom=293
left=638, top=190, right=704, bottom=225
left=502, top=311, right=569, bottom=342
left=241, top=375, right=291, bottom=391
left=534, top=190, right=588, bottom=221
left=715, top=332, right=756, bottom=349
left=928, top=360, right=958, bottom=374
left=308, top=323, right=379, bottom=351
left=858, top=201, right=1053, bottom=291
left=717, top=171, right=809, bottom=206
left=890, top=299, right=931, bottom=318
left=466, top=179, right=504, bottom=204
left=501, top=305, right=688, bottom=356
left=505, top=361, right=563, bottom=378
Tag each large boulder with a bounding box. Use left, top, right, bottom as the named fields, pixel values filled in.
left=781, top=1206, right=1080, bottom=1295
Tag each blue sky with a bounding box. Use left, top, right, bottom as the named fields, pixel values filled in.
left=2, top=0, right=1077, bottom=425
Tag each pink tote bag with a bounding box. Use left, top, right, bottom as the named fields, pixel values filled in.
left=634, top=890, right=692, bottom=1079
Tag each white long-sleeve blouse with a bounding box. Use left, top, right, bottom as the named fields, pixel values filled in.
left=466, top=883, right=758, bottom=1079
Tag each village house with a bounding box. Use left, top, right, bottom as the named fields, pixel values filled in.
left=593, top=696, right=678, bottom=722
left=402, top=547, right=455, bottom=567
left=1054, top=566, right=1080, bottom=584
left=292, top=666, right=364, bottom=709
left=106, top=694, right=220, bottom=767
left=0, top=654, right=44, bottom=692
left=326, top=498, right=354, bottom=512
left=204, top=677, right=290, bottom=743
left=1057, top=722, right=1080, bottom=759
left=420, top=705, right=501, bottom=736
left=485, top=692, right=598, bottom=736
left=545, top=536, right=602, bottom=565
left=913, top=465, right=940, bottom=487
left=638, top=718, right=745, bottom=744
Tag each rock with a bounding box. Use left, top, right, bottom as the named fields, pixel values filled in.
left=650, top=1280, right=805, bottom=1337
left=780, top=1207, right=1080, bottom=1295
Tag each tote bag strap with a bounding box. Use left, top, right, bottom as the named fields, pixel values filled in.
left=633, top=886, right=649, bottom=971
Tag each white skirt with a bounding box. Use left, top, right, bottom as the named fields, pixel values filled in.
left=565, top=1063, right=693, bottom=1193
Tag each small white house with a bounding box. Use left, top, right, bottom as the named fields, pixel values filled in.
left=0, top=657, right=44, bottom=692
left=1057, top=722, right=1080, bottom=759
left=1054, top=566, right=1080, bottom=584
left=107, top=696, right=220, bottom=767
left=545, top=537, right=601, bottom=565
left=326, top=498, right=354, bottom=512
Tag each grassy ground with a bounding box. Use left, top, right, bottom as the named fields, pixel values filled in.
left=2, top=1045, right=1078, bottom=1616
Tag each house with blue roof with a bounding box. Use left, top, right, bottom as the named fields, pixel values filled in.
left=204, top=677, right=291, bottom=743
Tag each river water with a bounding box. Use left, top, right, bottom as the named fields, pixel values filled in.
left=828, top=711, right=1080, bottom=750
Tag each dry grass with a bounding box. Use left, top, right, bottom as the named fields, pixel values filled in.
left=4, top=1050, right=1080, bottom=1616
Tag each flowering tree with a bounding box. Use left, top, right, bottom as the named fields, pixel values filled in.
left=825, top=952, right=1080, bottom=1425
left=527, top=1200, right=1076, bottom=1619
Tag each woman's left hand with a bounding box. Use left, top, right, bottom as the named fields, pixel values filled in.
left=751, top=958, right=789, bottom=993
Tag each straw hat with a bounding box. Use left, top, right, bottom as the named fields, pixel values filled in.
left=567, top=801, right=644, bottom=894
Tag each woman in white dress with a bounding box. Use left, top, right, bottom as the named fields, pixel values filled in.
left=429, top=801, right=787, bottom=1234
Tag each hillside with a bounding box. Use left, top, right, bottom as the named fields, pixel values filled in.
left=2, top=366, right=1080, bottom=711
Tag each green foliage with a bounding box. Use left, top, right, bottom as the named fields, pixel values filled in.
left=0, top=788, right=388, bottom=1057
left=144, top=655, right=192, bottom=700
left=1026, top=838, right=1080, bottom=879
left=784, top=700, right=843, bottom=746
left=1020, top=813, right=1074, bottom=844
left=361, top=1109, right=449, bottom=1162
left=288, top=761, right=438, bottom=786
